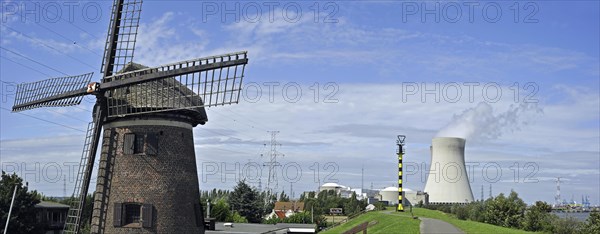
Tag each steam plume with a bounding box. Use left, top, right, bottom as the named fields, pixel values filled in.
left=436, top=102, right=543, bottom=140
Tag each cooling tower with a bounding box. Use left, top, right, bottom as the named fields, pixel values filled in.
left=424, top=137, right=474, bottom=203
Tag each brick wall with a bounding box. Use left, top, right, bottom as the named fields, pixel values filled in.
left=91, top=118, right=204, bottom=233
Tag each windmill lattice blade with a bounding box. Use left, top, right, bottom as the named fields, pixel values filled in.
left=102, top=0, right=142, bottom=78
left=12, top=72, right=93, bottom=112
left=104, top=51, right=248, bottom=117
left=64, top=108, right=103, bottom=234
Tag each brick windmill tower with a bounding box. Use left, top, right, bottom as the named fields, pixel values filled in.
left=10, top=0, right=248, bottom=233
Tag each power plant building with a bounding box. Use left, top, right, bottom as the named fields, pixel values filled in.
left=424, top=137, right=474, bottom=203
left=377, top=187, right=428, bottom=206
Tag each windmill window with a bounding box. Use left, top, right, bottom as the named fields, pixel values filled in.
left=124, top=203, right=141, bottom=225
left=114, top=203, right=153, bottom=228
left=123, top=133, right=159, bottom=155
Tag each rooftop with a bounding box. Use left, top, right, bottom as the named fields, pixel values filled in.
left=206, top=222, right=316, bottom=234
left=274, top=201, right=305, bottom=211
left=35, top=201, right=70, bottom=209
left=108, top=62, right=208, bottom=126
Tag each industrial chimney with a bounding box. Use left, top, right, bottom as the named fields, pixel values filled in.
left=424, top=137, right=474, bottom=203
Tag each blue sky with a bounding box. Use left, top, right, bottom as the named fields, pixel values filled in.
left=0, top=1, right=598, bottom=205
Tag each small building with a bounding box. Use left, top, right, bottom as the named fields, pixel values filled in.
left=367, top=197, right=380, bottom=205
left=351, top=188, right=379, bottom=200
left=377, top=187, right=429, bottom=207
left=266, top=201, right=305, bottom=220
left=35, top=201, right=70, bottom=234
left=405, top=190, right=429, bottom=206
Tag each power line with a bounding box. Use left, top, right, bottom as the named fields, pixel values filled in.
left=7, top=10, right=103, bottom=57
left=203, top=147, right=248, bottom=155
left=197, top=127, right=268, bottom=158
left=1, top=55, right=52, bottom=77
left=223, top=108, right=270, bottom=131
left=3, top=25, right=97, bottom=70
left=204, top=119, right=263, bottom=141
left=0, top=46, right=70, bottom=76
left=24, top=0, right=102, bottom=41
left=207, top=109, right=269, bottom=133
left=0, top=107, right=85, bottom=132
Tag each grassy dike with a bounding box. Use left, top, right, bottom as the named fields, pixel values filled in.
left=412, top=208, right=536, bottom=234
left=321, top=210, right=420, bottom=234
left=321, top=207, right=538, bottom=234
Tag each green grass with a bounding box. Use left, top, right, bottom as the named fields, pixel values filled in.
left=411, top=208, right=536, bottom=234
left=321, top=207, right=539, bottom=234
left=321, top=210, right=420, bottom=234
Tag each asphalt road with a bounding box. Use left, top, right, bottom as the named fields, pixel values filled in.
left=419, top=217, right=464, bottom=234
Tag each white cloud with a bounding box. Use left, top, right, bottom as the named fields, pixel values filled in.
left=135, top=12, right=210, bottom=66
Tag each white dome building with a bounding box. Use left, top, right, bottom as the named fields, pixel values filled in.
left=320, top=182, right=342, bottom=191
left=379, top=187, right=400, bottom=205
left=319, top=183, right=353, bottom=198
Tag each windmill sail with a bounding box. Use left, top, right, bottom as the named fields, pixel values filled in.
left=102, top=0, right=143, bottom=78
left=12, top=72, right=93, bottom=112
left=104, top=51, right=248, bottom=117
left=64, top=107, right=104, bottom=234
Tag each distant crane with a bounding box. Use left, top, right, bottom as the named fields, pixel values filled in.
left=582, top=195, right=591, bottom=209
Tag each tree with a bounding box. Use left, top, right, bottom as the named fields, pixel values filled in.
left=453, top=204, right=469, bottom=220
left=584, top=212, right=600, bottom=234
left=229, top=211, right=248, bottom=223
left=279, top=190, right=290, bottom=202
left=200, top=188, right=231, bottom=212
left=551, top=216, right=583, bottom=234
left=210, top=198, right=231, bottom=222
left=482, top=190, right=526, bottom=228
left=260, top=190, right=277, bottom=217
left=343, top=192, right=360, bottom=215
left=374, top=202, right=386, bottom=211
left=0, top=172, right=43, bottom=234
left=505, top=190, right=526, bottom=228
left=263, top=217, right=282, bottom=224
left=522, top=201, right=553, bottom=232
left=467, top=201, right=485, bottom=222
left=284, top=211, right=312, bottom=224
left=228, top=180, right=263, bottom=223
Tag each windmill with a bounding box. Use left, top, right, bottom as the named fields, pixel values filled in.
left=11, top=0, right=248, bottom=233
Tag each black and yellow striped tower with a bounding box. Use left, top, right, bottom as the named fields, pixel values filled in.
left=397, top=135, right=406, bottom=212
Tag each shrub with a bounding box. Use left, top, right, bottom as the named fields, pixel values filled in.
left=550, top=216, right=583, bottom=234
left=584, top=212, right=600, bottom=234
